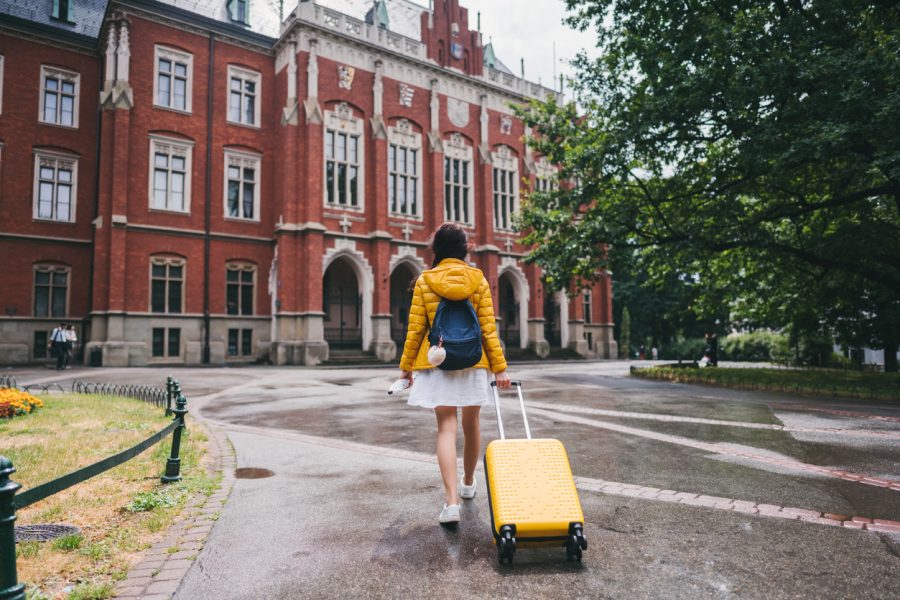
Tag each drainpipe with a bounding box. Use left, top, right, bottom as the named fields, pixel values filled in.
left=203, top=33, right=215, bottom=364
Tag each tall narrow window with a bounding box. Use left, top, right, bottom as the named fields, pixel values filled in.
left=583, top=290, right=592, bottom=324
left=492, top=146, right=519, bottom=231
left=324, top=104, right=364, bottom=210
left=227, top=66, right=260, bottom=126
left=51, top=0, right=75, bottom=22
left=40, top=66, right=79, bottom=127
left=33, top=153, right=77, bottom=222
left=0, top=55, right=5, bottom=115
left=535, top=158, right=558, bottom=193
left=224, top=151, right=261, bottom=220
left=150, top=257, right=184, bottom=314
left=226, top=264, right=255, bottom=315
left=149, top=136, right=193, bottom=213
left=34, top=264, right=69, bottom=317
left=227, top=0, right=250, bottom=25
left=388, top=120, right=422, bottom=218
left=154, top=46, right=192, bottom=112
left=443, top=134, right=474, bottom=225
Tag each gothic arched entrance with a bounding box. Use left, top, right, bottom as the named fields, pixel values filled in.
left=323, top=257, right=362, bottom=349
left=498, top=272, right=520, bottom=348
left=390, top=263, right=417, bottom=348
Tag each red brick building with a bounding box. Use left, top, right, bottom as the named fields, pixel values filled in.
left=0, top=0, right=616, bottom=366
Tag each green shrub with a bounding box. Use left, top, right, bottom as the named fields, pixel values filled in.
left=125, top=489, right=177, bottom=513
left=52, top=534, right=83, bottom=552
left=721, top=331, right=789, bottom=362
left=67, top=581, right=113, bottom=600
left=660, top=337, right=706, bottom=361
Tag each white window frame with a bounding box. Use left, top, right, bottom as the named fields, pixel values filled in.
left=226, top=262, right=256, bottom=315
left=226, top=65, right=261, bottom=127
left=492, top=145, right=519, bottom=232
left=39, top=65, right=80, bottom=128
left=0, top=55, right=4, bottom=115
left=154, top=46, right=193, bottom=113
left=323, top=103, right=365, bottom=211
left=535, top=157, right=558, bottom=193
left=148, top=135, right=193, bottom=214
left=150, top=255, right=186, bottom=314
left=583, top=289, right=592, bottom=324
left=443, top=133, right=474, bottom=226
left=151, top=327, right=181, bottom=359
left=223, top=150, right=261, bottom=221
left=387, top=119, right=423, bottom=220
left=33, top=151, right=78, bottom=223
left=33, top=263, right=70, bottom=317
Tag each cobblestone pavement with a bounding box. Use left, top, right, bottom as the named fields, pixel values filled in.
left=8, top=361, right=899, bottom=599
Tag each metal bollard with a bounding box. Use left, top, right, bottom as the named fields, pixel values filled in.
left=161, top=393, right=188, bottom=484
left=0, top=457, right=25, bottom=600
left=165, top=376, right=175, bottom=417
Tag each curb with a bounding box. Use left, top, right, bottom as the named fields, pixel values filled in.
left=113, top=420, right=236, bottom=599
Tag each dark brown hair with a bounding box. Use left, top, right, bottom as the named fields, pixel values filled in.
left=430, top=222, right=468, bottom=267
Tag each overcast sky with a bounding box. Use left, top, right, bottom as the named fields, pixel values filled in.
left=472, top=0, right=599, bottom=95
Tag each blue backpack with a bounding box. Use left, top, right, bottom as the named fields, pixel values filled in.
left=428, top=297, right=483, bottom=370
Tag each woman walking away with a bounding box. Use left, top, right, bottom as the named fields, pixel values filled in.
left=398, top=223, right=511, bottom=526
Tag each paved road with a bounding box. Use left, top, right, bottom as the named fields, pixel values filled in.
left=10, top=362, right=900, bottom=598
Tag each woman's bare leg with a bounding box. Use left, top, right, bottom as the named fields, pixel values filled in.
left=434, top=406, right=458, bottom=505
left=461, top=406, right=481, bottom=486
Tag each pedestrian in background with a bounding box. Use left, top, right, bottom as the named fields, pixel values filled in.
left=398, top=222, right=511, bottom=526
left=64, top=324, right=78, bottom=368
left=48, top=322, right=67, bottom=370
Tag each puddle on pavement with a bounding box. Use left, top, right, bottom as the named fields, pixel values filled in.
left=235, top=467, right=275, bottom=479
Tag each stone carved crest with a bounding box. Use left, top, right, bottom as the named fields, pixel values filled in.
left=399, top=83, right=415, bottom=107
left=336, top=102, right=353, bottom=121
left=338, top=65, right=355, bottom=90
left=500, top=115, right=513, bottom=135
left=447, top=98, right=469, bottom=128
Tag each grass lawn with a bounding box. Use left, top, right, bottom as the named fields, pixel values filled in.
left=1, top=393, right=218, bottom=600
left=631, top=365, right=900, bottom=403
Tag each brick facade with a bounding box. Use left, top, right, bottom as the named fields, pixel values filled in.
left=0, top=0, right=616, bottom=366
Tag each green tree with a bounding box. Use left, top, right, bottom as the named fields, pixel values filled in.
left=619, top=306, right=631, bottom=358
left=517, top=0, right=900, bottom=370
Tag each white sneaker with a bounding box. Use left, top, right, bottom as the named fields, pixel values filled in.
left=459, top=476, right=476, bottom=500
left=439, top=503, right=460, bottom=525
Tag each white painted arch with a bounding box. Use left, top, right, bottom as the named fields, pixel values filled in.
left=498, top=257, right=530, bottom=349
left=322, top=239, right=374, bottom=351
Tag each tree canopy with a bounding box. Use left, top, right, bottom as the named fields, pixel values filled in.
left=516, top=0, right=900, bottom=368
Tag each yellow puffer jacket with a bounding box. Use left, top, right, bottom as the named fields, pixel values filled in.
left=399, top=258, right=508, bottom=373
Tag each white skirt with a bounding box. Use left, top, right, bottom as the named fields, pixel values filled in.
left=407, top=367, right=494, bottom=409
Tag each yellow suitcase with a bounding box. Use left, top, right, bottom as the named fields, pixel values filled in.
left=484, top=381, right=588, bottom=565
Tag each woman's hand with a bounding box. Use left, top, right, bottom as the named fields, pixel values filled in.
left=495, top=370, right=511, bottom=389
left=400, top=370, right=414, bottom=388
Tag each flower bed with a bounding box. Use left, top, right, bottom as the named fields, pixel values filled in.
left=0, top=388, right=44, bottom=418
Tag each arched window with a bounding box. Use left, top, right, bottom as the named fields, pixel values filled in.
left=443, top=133, right=474, bottom=226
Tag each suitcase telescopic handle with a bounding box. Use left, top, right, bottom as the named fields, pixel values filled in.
left=490, top=380, right=531, bottom=440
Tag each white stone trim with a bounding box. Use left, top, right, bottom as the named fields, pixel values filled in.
left=389, top=245, right=426, bottom=275
left=443, top=134, right=475, bottom=226
left=324, top=104, right=366, bottom=212
left=0, top=55, right=4, bottom=115
left=223, top=148, right=261, bottom=222
left=39, top=65, right=80, bottom=128
left=387, top=119, right=423, bottom=220
left=492, top=145, right=519, bottom=232
left=149, top=255, right=186, bottom=314
left=32, top=150, right=78, bottom=223
left=148, top=134, right=193, bottom=214
left=226, top=64, right=261, bottom=127
left=499, top=256, right=530, bottom=349
left=322, top=239, right=374, bottom=351
left=153, top=45, right=193, bottom=113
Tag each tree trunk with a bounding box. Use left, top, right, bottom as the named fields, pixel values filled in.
left=884, top=339, right=898, bottom=373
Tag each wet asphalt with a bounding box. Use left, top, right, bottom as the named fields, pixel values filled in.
left=8, top=361, right=900, bottom=599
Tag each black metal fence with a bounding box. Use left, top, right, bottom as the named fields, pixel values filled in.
left=0, top=376, right=189, bottom=600
left=0, top=375, right=16, bottom=389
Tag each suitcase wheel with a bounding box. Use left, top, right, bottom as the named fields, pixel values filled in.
left=497, top=526, right=516, bottom=565
left=566, top=523, right=587, bottom=562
